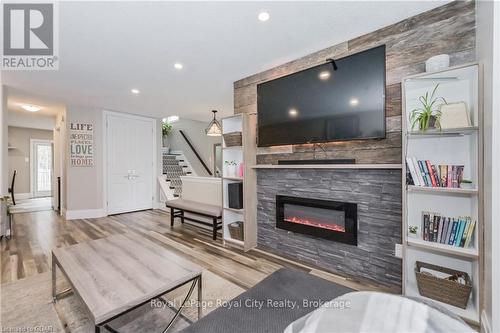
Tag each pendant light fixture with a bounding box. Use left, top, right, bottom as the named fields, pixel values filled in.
left=205, top=110, right=222, bottom=136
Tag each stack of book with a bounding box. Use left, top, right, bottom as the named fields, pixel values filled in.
left=420, top=212, right=476, bottom=248
left=406, top=157, right=464, bottom=188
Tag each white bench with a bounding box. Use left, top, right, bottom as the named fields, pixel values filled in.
left=165, top=176, right=222, bottom=240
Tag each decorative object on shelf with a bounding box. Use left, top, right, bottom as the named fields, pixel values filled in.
left=223, top=131, right=242, bottom=147
left=410, top=84, right=447, bottom=131
left=224, top=160, right=237, bottom=177
left=421, top=212, right=475, bottom=248
left=415, top=261, right=472, bottom=309
left=0, top=196, right=12, bottom=239
left=238, top=162, right=244, bottom=178
left=228, top=182, right=243, bottom=209
left=406, top=157, right=464, bottom=188
left=460, top=179, right=473, bottom=189
left=206, top=110, right=222, bottom=136
left=439, top=102, right=471, bottom=129
left=161, top=120, right=173, bottom=149
left=408, top=226, right=418, bottom=238
left=425, top=54, right=450, bottom=72
left=228, top=221, right=244, bottom=241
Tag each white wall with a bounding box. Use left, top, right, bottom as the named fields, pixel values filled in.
left=476, top=1, right=500, bottom=332
left=7, top=111, right=55, bottom=130
left=1, top=86, right=8, bottom=196
left=166, top=118, right=221, bottom=176
left=65, top=106, right=104, bottom=212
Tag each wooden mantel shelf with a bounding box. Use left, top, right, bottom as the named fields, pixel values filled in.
left=251, top=164, right=402, bottom=170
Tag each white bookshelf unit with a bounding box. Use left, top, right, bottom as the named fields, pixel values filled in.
left=402, top=63, right=482, bottom=324
left=221, top=113, right=257, bottom=251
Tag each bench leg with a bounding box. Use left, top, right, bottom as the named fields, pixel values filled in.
left=181, top=211, right=185, bottom=224
left=212, top=218, right=217, bottom=240
left=170, top=207, right=174, bottom=227
left=52, top=253, right=57, bottom=302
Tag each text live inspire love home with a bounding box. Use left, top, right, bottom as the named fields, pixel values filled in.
left=70, top=122, right=94, bottom=167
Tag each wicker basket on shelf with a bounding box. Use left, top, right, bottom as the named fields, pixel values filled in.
left=228, top=221, right=244, bottom=241
left=415, top=261, right=472, bottom=309
left=223, top=132, right=242, bottom=147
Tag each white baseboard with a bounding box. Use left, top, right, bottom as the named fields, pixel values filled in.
left=15, top=193, right=31, bottom=200
left=155, top=201, right=169, bottom=212
left=482, top=310, right=492, bottom=333
left=65, top=208, right=106, bottom=220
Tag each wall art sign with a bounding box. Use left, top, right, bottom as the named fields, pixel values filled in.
left=70, top=122, right=94, bottom=167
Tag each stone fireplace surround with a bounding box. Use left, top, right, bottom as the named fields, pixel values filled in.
left=256, top=167, right=402, bottom=289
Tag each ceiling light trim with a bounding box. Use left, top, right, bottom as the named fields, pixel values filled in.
left=21, top=104, right=41, bottom=112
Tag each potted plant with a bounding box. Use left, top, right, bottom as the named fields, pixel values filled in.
left=410, top=84, right=447, bottom=131
left=408, top=225, right=418, bottom=238
left=0, top=196, right=11, bottom=238
left=162, top=122, right=173, bottom=151
left=460, top=179, right=473, bottom=189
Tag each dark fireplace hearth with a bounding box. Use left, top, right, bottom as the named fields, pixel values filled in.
left=276, top=195, right=357, bottom=245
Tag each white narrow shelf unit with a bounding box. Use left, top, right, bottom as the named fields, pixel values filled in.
left=402, top=63, right=482, bottom=324
left=221, top=113, right=257, bottom=251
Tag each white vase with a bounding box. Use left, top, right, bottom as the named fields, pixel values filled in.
left=227, top=165, right=237, bottom=178
left=425, top=54, right=450, bottom=72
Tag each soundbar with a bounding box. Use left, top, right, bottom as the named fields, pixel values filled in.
left=278, top=159, right=356, bottom=165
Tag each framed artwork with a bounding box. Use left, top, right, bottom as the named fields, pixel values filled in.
left=70, top=122, right=94, bottom=167
left=439, top=102, right=471, bottom=129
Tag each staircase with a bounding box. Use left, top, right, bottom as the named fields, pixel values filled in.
left=159, top=150, right=195, bottom=201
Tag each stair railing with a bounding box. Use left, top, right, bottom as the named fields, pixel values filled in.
left=178, top=130, right=213, bottom=176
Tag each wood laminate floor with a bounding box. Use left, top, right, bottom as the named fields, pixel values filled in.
left=0, top=209, right=389, bottom=293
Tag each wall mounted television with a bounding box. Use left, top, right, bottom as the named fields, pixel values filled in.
left=257, top=45, right=386, bottom=147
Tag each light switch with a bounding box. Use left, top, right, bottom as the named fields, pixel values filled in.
left=394, top=243, right=403, bottom=258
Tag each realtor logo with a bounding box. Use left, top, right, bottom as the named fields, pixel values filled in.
left=2, top=2, right=59, bottom=70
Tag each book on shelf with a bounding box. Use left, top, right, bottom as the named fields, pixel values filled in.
left=406, top=158, right=466, bottom=189
left=418, top=212, right=476, bottom=249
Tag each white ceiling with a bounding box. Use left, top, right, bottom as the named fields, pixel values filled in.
left=2, top=1, right=450, bottom=121
left=7, top=87, right=65, bottom=117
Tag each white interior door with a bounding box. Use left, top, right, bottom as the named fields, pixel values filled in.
left=31, top=140, right=53, bottom=197
left=106, top=114, right=154, bottom=215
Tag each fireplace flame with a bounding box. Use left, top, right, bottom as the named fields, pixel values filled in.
left=284, top=216, right=346, bottom=232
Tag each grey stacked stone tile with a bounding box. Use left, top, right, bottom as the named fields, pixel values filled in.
left=256, top=168, right=402, bottom=289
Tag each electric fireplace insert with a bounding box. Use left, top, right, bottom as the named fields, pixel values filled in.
left=276, top=195, right=357, bottom=245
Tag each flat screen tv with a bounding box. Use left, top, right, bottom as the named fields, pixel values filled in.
left=257, top=45, right=386, bottom=147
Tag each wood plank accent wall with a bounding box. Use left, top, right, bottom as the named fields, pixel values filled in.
left=233, top=1, right=476, bottom=164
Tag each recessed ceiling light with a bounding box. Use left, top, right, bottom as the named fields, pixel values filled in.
left=131, top=88, right=140, bottom=94
left=258, top=11, right=270, bottom=22
left=21, top=104, right=40, bottom=112
left=318, top=71, right=331, bottom=80
left=350, top=98, right=359, bottom=107
left=174, top=63, right=183, bottom=70
left=288, top=108, right=298, bottom=117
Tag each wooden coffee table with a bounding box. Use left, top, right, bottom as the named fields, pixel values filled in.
left=52, top=233, right=202, bottom=332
